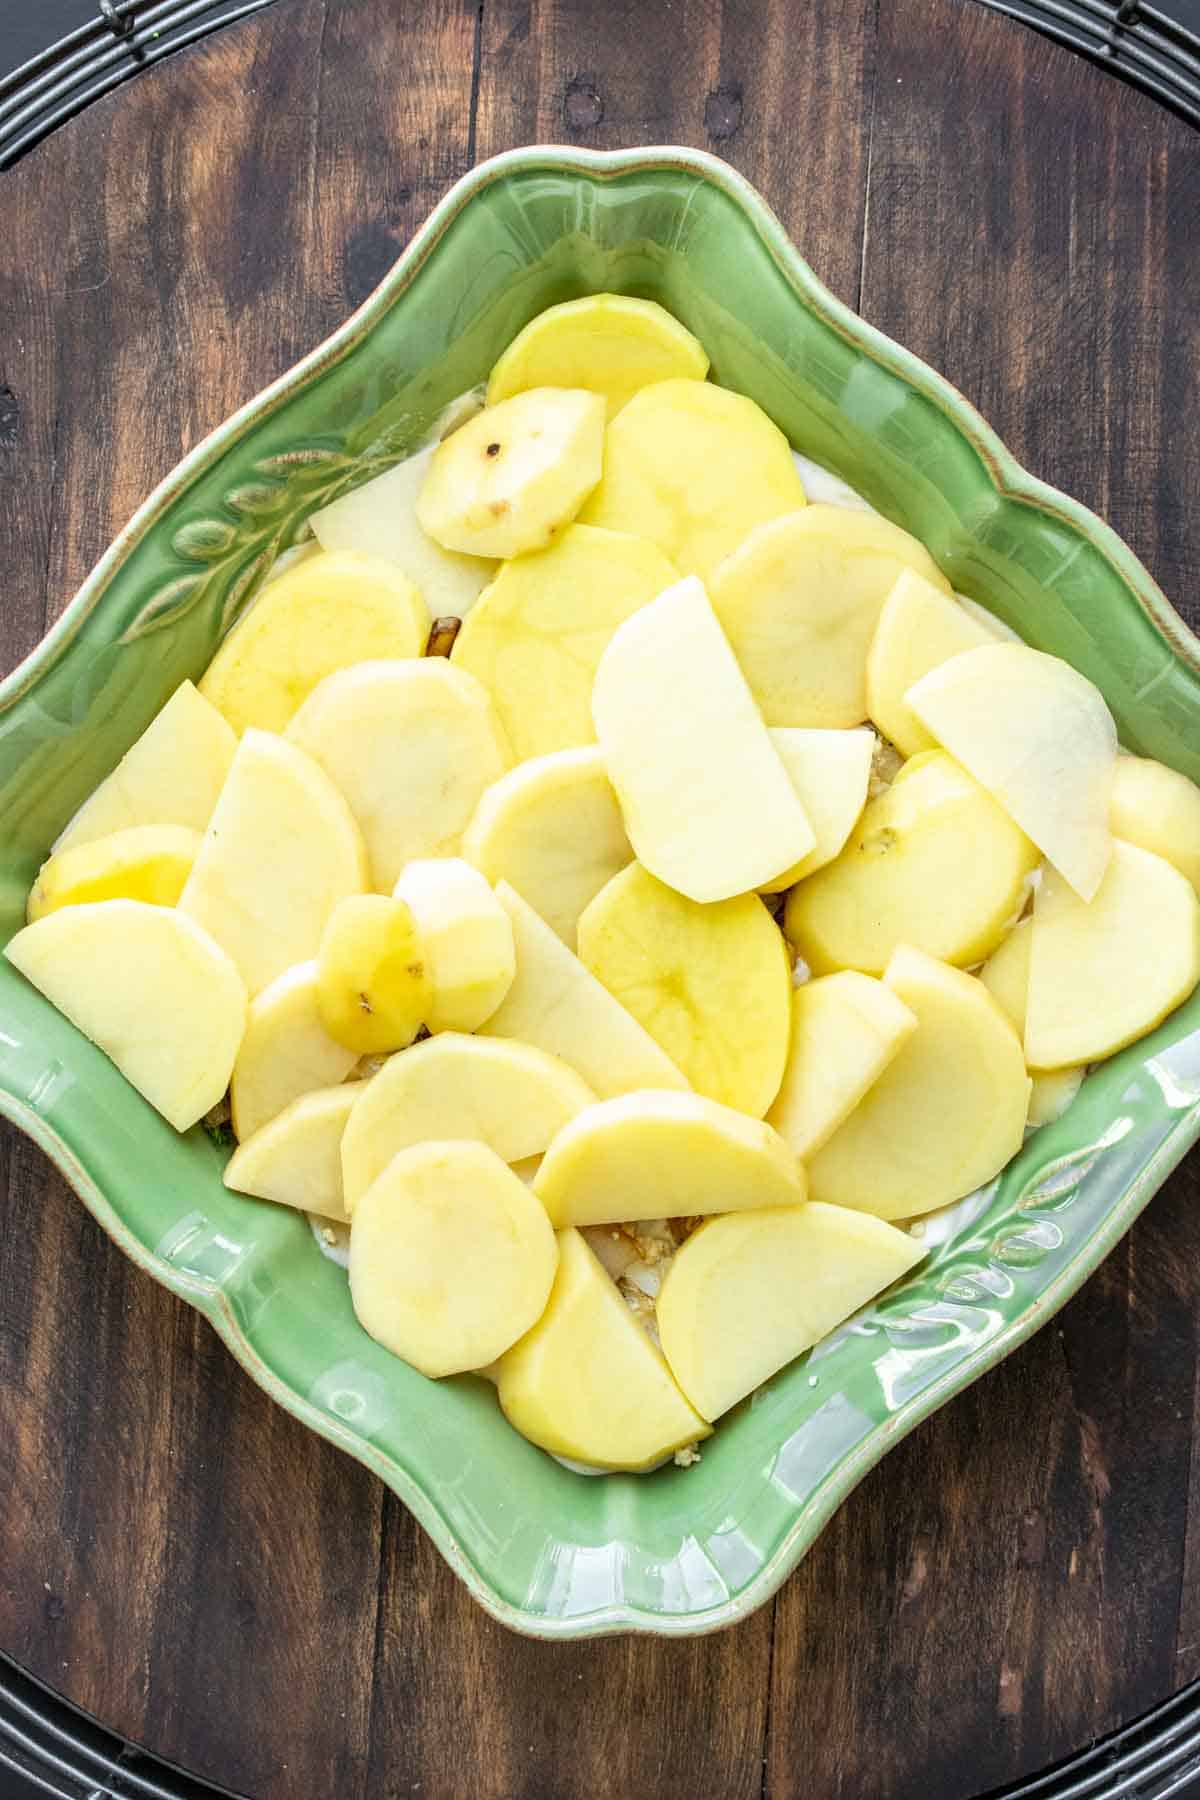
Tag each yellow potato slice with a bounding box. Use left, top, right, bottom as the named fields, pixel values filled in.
left=55, top=679, right=235, bottom=853
left=766, top=971, right=918, bottom=1159
left=496, top=1227, right=710, bottom=1470
left=591, top=576, right=815, bottom=901
left=579, top=378, right=807, bottom=581
left=783, top=750, right=1039, bottom=976
left=317, top=894, right=431, bottom=1054
left=392, top=858, right=515, bottom=1032
left=179, top=729, right=368, bottom=996
left=1025, top=841, right=1200, bottom=1069
left=5, top=900, right=246, bottom=1132
left=1109, top=755, right=1200, bottom=893
left=657, top=1203, right=925, bottom=1420
left=709, top=506, right=951, bottom=729
left=230, top=960, right=357, bottom=1141
left=340, top=1031, right=595, bottom=1212
left=1028, top=1067, right=1085, bottom=1127
left=417, top=389, right=605, bottom=558
left=487, top=294, right=709, bottom=417
left=907, top=643, right=1117, bottom=901
left=199, top=550, right=427, bottom=735
left=350, top=1140, right=558, bottom=1378
left=462, top=747, right=632, bottom=947
left=978, top=915, right=1031, bottom=1039
left=577, top=863, right=791, bottom=1118
left=533, top=1090, right=803, bottom=1229
left=480, top=883, right=689, bottom=1099
left=450, top=524, right=679, bottom=762
left=865, top=570, right=995, bottom=755
left=760, top=727, right=875, bottom=892
left=806, top=946, right=1030, bottom=1219
left=286, top=659, right=510, bottom=890
left=28, top=824, right=200, bottom=921
left=224, top=1082, right=367, bottom=1222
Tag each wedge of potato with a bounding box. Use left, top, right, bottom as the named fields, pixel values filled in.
left=28, top=824, right=200, bottom=921
left=392, top=858, right=515, bottom=1032
left=866, top=570, right=995, bottom=755
left=766, top=971, right=918, bottom=1159
left=487, top=294, right=709, bottom=417
left=761, top=727, right=875, bottom=892
left=225, top=1082, right=367, bottom=1222
left=230, top=960, right=357, bottom=1141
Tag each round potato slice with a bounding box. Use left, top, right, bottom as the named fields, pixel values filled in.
left=978, top=915, right=1032, bottom=1040
left=1109, top=755, right=1200, bottom=894
left=317, top=894, right=431, bottom=1054
left=230, top=960, right=358, bottom=1141
left=578, top=378, right=807, bottom=581
left=340, top=1031, right=595, bottom=1212
left=199, top=550, right=427, bottom=735
left=487, top=294, right=709, bottom=417
left=392, top=858, right=515, bottom=1032
left=27, top=823, right=200, bottom=921
left=350, top=1140, right=558, bottom=1378
left=577, top=863, right=791, bottom=1118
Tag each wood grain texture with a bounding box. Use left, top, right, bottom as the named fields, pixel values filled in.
left=0, top=2, right=1198, bottom=1796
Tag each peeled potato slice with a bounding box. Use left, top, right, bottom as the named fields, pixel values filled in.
left=657, top=1203, right=924, bottom=1421
left=496, top=1227, right=709, bottom=1470
left=54, top=679, right=235, bottom=853
left=592, top=577, right=814, bottom=902
left=761, top=727, right=875, bottom=892
left=480, top=882, right=689, bottom=1098
left=6, top=899, right=246, bottom=1132
left=462, top=748, right=631, bottom=947
left=199, top=550, right=427, bottom=735
left=978, top=915, right=1031, bottom=1040
left=1025, top=842, right=1200, bottom=1069
left=392, top=858, right=515, bottom=1032
left=577, top=863, right=790, bottom=1118
left=179, top=729, right=368, bottom=996
left=286, top=659, right=510, bottom=890
left=230, top=960, right=357, bottom=1141
left=1028, top=1067, right=1085, bottom=1127
left=709, top=506, right=951, bottom=729
left=317, top=894, right=431, bottom=1054
left=488, top=294, right=709, bottom=417
left=350, top=1140, right=558, bottom=1378
left=807, top=946, right=1031, bottom=1219
left=225, top=1082, right=367, bottom=1222
left=580, top=379, right=806, bottom=581
left=533, top=1090, right=803, bottom=1229
left=783, top=750, right=1039, bottom=976
left=1109, top=755, right=1200, bottom=894
left=417, top=389, right=605, bottom=558
left=906, top=643, right=1117, bottom=901
left=866, top=570, right=995, bottom=755
left=309, top=446, right=497, bottom=618
left=340, top=1031, right=595, bottom=1212
left=28, top=824, right=200, bottom=921
left=450, top=524, right=679, bottom=762
left=766, top=971, right=919, bottom=1159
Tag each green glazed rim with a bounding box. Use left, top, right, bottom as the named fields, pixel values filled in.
left=2, top=145, right=1198, bottom=1640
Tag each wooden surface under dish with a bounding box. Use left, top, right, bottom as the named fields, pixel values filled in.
left=2, top=1, right=1199, bottom=1795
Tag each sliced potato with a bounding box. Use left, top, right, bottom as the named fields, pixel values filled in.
left=5, top=899, right=246, bottom=1132
left=783, top=750, right=1039, bottom=976
left=709, top=506, right=951, bottom=729
left=450, top=524, right=679, bottom=762
left=392, top=858, right=515, bottom=1032
left=54, top=680, right=235, bottom=853
left=230, top=960, right=357, bottom=1141
left=496, top=1227, right=709, bottom=1470
left=591, top=576, right=814, bottom=901
left=179, top=729, right=368, bottom=996
left=417, top=388, right=605, bottom=558
left=199, top=550, right=427, bottom=735
left=480, top=882, right=689, bottom=1098
left=533, top=1090, right=803, bottom=1229
left=286, top=659, right=511, bottom=889
left=340, top=1031, right=595, bottom=1212
left=978, top=915, right=1031, bottom=1039
left=317, top=894, right=431, bottom=1054
left=1109, top=755, right=1200, bottom=894
left=766, top=971, right=919, bottom=1159
left=28, top=824, right=200, bottom=921
left=577, top=863, right=791, bottom=1118
left=761, top=727, right=875, bottom=892
left=807, top=946, right=1031, bottom=1219
left=462, top=747, right=631, bottom=947
left=657, top=1203, right=924, bottom=1420
left=866, top=570, right=995, bottom=755
left=350, top=1140, right=558, bottom=1377
left=579, top=379, right=807, bottom=581
left=488, top=294, right=709, bottom=417
left=1028, top=1066, right=1085, bottom=1127
left=1025, top=841, right=1200, bottom=1068
left=225, top=1082, right=367, bottom=1222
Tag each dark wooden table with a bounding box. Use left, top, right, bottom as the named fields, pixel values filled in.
left=2, top=3, right=1199, bottom=1796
